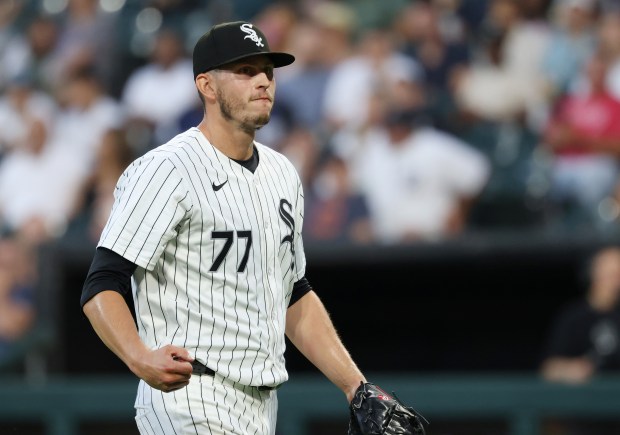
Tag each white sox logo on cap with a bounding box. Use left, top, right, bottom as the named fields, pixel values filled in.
left=240, top=23, right=264, bottom=47
left=192, top=21, right=294, bottom=78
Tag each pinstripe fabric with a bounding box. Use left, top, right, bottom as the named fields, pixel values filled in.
left=99, top=127, right=305, bottom=431
left=134, top=376, right=278, bottom=435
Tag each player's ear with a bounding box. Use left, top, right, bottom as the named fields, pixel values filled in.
left=195, top=72, right=216, bottom=102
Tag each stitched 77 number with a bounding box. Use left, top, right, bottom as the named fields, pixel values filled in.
left=210, top=230, right=253, bottom=272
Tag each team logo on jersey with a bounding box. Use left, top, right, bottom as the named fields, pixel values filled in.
left=279, top=198, right=295, bottom=270
left=240, top=23, right=264, bottom=48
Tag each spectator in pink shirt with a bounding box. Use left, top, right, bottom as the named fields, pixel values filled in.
left=544, top=52, right=620, bottom=226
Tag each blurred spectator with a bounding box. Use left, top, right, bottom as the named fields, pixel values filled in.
left=543, top=52, right=620, bottom=226
left=258, top=3, right=355, bottom=147
left=253, top=2, right=298, bottom=55
left=305, top=154, right=372, bottom=244
left=457, top=0, right=491, bottom=36
left=276, top=8, right=353, bottom=129
left=0, top=237, right=35, bottom=362
left=140, top=0, right=211, bottom=62
left=70, top=129, right=134, bottom=242
left=394, top=2, right=470, bottom=94
left=542, top=246, right=620, bottom=383
left=454, top=0, right=550, bottom=127
left=502, top=0, right=552, bottom=76
left=349, top=107, right=490, bottom=243
left=0, top=73, right=56, bottom=155
left=278, top=127, right=322, bottom=189
left=599, top=10, right=620, bottom=100
left=50, top=67, right=123, bottom=174
left=0, top=0, right=25, bottom=90
left=307, top=1, right=355, bottom=67
left=122, top=28, right=197, bottom=148
left=542, top=0, right=597, bottom=98
left=392, top=1, right=470, bottom=132
left=1, top=15, right=60, bottom=93
left=0, top=114, right=84, bottom=244
left=54, top=0, right=118, bottom=92
left=322, top=28, right=422, bottom=132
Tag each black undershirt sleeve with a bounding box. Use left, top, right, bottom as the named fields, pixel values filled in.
left=80, top=247, right=138, bottom=308
left=288, top=276, right=312, bottom=307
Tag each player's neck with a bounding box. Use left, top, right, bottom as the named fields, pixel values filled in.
left=197, top=117, right=255, bottom=160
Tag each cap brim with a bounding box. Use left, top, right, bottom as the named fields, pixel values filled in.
left=266, top=52, right=296, bottom=68
left=206, top=52, right=295, bottom=72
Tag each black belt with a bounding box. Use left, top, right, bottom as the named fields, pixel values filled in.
left=191, top=360, right=278, bottom=391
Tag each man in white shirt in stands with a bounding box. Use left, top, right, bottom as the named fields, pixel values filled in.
left=355, top=108, right=490, bottom=243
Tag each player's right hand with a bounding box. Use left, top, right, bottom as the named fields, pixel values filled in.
left=132, top=344, right=194, bottom=393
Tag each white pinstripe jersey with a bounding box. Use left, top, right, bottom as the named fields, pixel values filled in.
left=99, top=127, right=306, bottom=387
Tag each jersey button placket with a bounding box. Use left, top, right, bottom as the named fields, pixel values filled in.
left=250, top=172, right=278, bottom=360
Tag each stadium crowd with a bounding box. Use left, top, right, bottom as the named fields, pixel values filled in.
left=2, top=0, right=620, bottom=360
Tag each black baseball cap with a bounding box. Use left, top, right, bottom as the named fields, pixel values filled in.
left=192, top=21, right=295, bottom=78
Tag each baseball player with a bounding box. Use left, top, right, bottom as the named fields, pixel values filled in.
left=80, top=21, right=368, bottom=434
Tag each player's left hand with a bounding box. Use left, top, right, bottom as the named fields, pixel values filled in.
left=348, top=382, right=428, bottom=435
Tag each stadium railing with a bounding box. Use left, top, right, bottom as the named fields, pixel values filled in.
left=1, top=374, right=620, bottom=435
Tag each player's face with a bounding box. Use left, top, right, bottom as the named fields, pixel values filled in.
left=212, top=56, right=276, bottom=134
